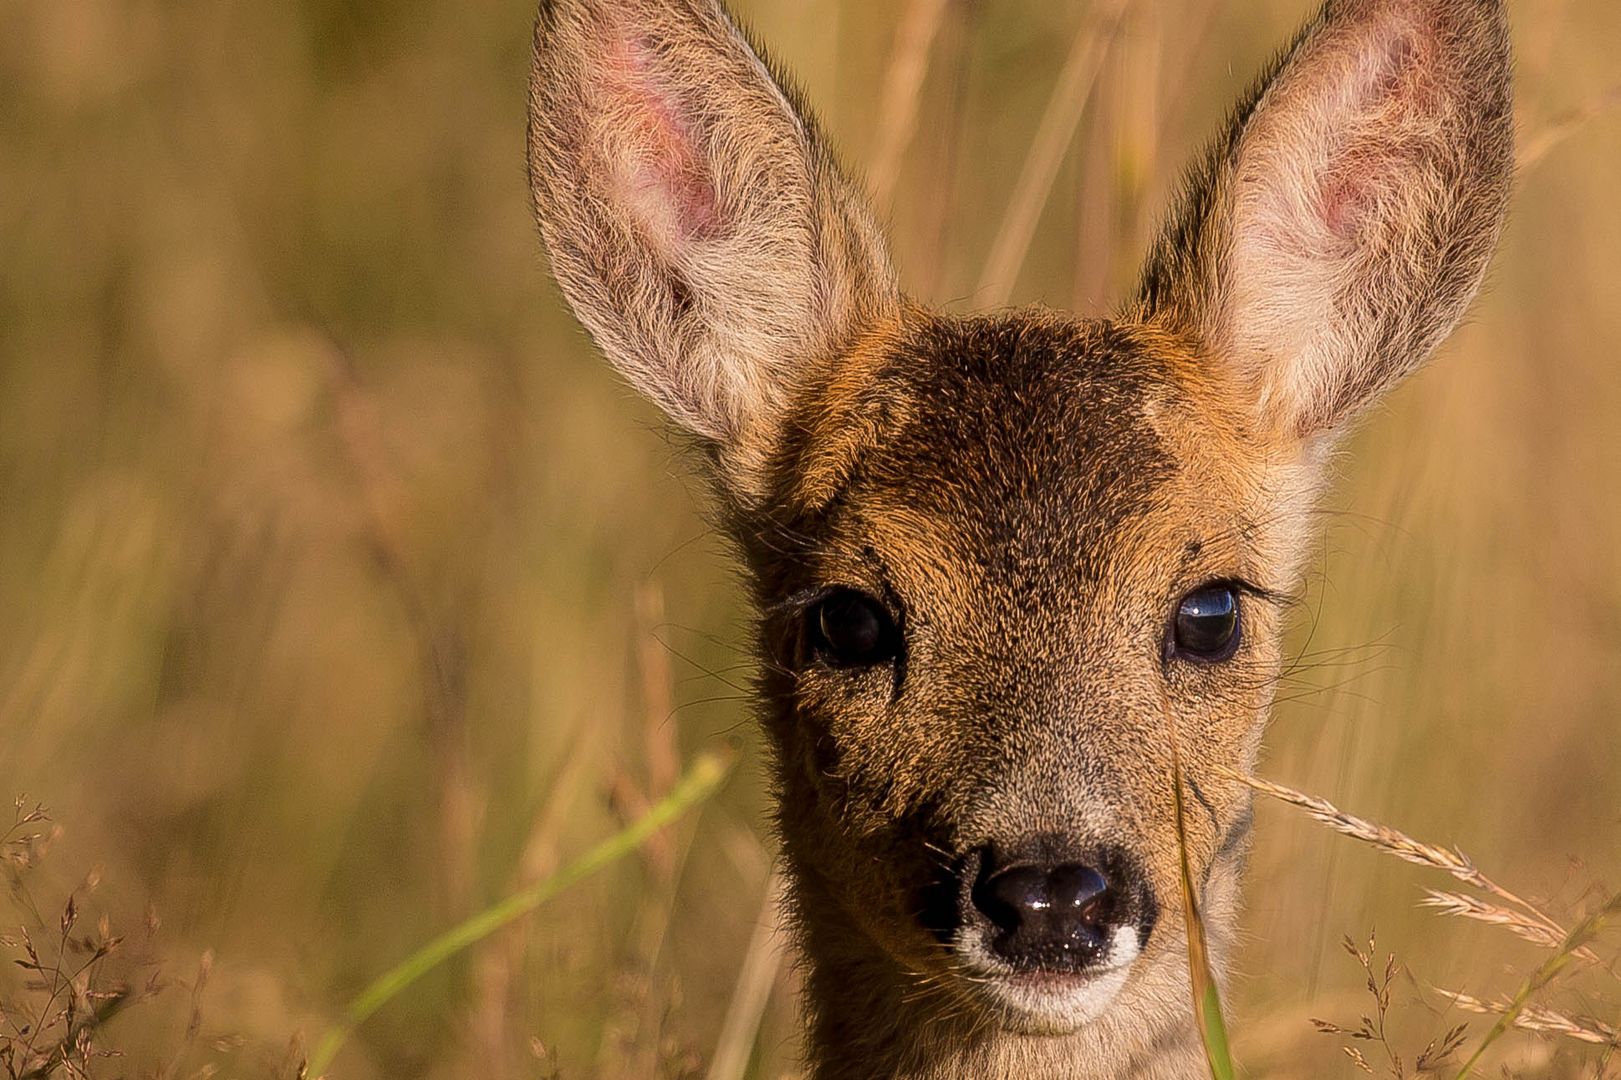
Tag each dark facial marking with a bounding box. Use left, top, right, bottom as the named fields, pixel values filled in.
left=875, top=317, right=1174, bottom=572
left=766, top=314, right=1180, bottom=588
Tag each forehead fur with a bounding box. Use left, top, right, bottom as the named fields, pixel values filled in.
left=771, top=313, right=1204, bottom=559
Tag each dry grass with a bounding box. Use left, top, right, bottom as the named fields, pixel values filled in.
left=1236, top=774, right=1621, bottom=1078
left=1, top=0, right=1619, bottom=1076
left=1224, top=771, right=1598, bottom=965
left=973, top=0, right=1127, bottom=306
left=1309, top=931, right=1471, bottom=1077
left=0, top=801, right=302, bottom=1079
left=1437, top=994, right=1620, bottom=1052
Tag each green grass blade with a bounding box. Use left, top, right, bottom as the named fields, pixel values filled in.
left=1196, top=981, right=1235, bottom=1080
left=306, top=748, right=733, bottom=1076
left=1173, top=752, right=1237, bottom=1080
left=1450, top=886, right=1621, bottom=1080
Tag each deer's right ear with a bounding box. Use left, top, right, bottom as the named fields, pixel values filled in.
left=528, top=0, right=899, bottom=495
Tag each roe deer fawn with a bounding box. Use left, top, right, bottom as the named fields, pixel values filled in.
left=527, top=0, right=1512, bottom=1074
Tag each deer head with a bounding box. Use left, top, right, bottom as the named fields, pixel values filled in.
left=527, top=0, right=1512, bottom=1073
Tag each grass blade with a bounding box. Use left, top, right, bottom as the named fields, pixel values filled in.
left=1172, top=752, right=1236, bottom=1080
left=1225, top=770, right=1586, bottom=959
left=867, top=0, right=952, bottom=212
left=1450, top=887, right=1621, bottom=1079
left=705, top=868, right=787, bottom=1080
left=306, top=748, right=733, bottom=1076
left=974, top=2, right=1126, bottom=306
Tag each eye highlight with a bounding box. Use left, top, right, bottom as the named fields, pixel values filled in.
left=806, top=588, right=900, bottom=669
left=1169, top=583, right=1241, bottom=663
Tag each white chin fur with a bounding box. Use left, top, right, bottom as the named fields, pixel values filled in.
left=953, top=924, right=1142, bottom=1035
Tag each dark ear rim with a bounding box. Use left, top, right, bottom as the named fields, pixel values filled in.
left=1130, top=22, right=1311, bottom=334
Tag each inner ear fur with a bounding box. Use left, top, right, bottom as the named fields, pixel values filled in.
left=1132, top=0, right=1513, bottom=444
left=528, top=0, right=899, bottom=497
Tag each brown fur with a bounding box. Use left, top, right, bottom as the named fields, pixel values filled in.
left=526, top=1, right=1513, bottom=1075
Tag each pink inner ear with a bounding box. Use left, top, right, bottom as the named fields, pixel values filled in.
left=1319, top=147, right=1393, bottom=241
left=1310, top=14, right=1440, bottom=242
left=600, top=34, right=723, bottom=251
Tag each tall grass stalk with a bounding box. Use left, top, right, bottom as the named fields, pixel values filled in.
left=306, top=749, right=733, bottom=1076
left=1226, top=770, right=1591, bottom=961
left=1171, top=748, right=1236, bottom=1080
left=867, top=0, right=951, bottom=211
left=705, top=868, right=787, bottom=1080
left=975, top=2, right=1126, bottom=306
left=1449, top=888, right=1621, bottom=1079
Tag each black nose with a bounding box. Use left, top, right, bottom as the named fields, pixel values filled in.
left=976, top=863, right=1107, bottom=934
left=967, top=837, right=1154, bottom=973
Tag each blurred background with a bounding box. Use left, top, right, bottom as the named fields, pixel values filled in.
left=1, top=0, right=1618, bottom=1076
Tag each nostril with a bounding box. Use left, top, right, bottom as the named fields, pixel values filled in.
left=974, top=865, right=1047, bottom=932
left=1048, top=864, right=1108, bottom=916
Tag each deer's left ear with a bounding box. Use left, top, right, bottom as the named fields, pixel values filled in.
left=1134, top=0, right=1513, bottom=443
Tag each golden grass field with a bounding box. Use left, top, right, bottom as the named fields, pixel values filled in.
left=2, top=0, right=1619, bottom=1076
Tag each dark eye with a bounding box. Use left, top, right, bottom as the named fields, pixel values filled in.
left=806, top=588, right=900, bottom=668
left=1170, top=584, right=1241, bottom=662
